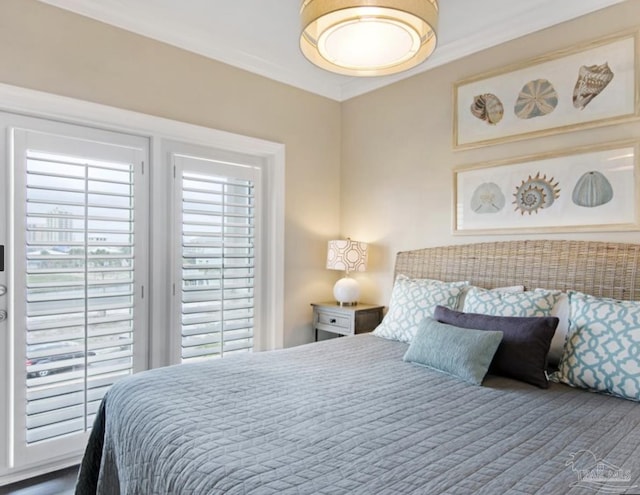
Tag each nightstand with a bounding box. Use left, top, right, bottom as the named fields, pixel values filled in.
left=311, top=302, right=384, bottom=341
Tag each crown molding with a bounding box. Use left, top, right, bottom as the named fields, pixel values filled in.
left=337, top=0, right=627, bottom=101
left=37, top=0, right=627, bottom=102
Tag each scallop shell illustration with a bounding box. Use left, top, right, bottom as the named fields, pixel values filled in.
left=512, top=172, right=560, bottom=215
left=514, top=79, right=558, bottom=119
left=470, top=94, right=504, bottom=125
left=470, top=182, right=506, bottom=214
left=572, top=170, right=613, bottom=207
left=573, top=62, right=614, bottom=110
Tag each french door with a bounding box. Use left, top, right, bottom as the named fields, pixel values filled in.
left=0, top=95, right=281, bottom=485
left=0, top=114, right=149, bottom=470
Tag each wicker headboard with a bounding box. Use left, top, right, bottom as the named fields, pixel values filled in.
left=394, top=240, right=640, bottom=301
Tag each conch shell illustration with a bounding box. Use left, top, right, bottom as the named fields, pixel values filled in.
left=573, top=63, right=614, bottom=110
left=470, top=94, right=504, bottom=125
left=572, top=171, right=613, bottom=207
left=514, top=79, right=558, bottom=119
left=512, top=172, right=560, bottom=215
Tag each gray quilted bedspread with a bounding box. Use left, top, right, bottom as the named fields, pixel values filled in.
left=76, top=334, right=640, bottom=495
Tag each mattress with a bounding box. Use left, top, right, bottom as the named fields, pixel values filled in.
left=77, top=334, right=640, bottom=494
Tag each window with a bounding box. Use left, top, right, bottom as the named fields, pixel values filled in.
left=6, top=119, right=148, bottom=467
left=0, top=86, right=284, bottom=484
left=171, top=149, right=262, bottom=363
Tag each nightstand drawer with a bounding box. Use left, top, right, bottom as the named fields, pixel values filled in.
left=316, top=311, right=352, bottom=335
left=311, top=302, right=384, bottom=341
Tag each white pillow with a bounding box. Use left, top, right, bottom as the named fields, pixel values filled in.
left=543, top=291, right=569, bottom=367
left=373, top=276, right=468, bottom=343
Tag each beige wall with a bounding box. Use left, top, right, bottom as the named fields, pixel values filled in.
left=342, top=2, right=640, bottom=306
left=2, top=1, right=639, bottom=344
left=0, top=0, right=342, bottom=347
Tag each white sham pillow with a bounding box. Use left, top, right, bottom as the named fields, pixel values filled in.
left=542, top=291, right=569, bottom=367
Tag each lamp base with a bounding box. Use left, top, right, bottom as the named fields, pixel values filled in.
left=333, top=276, right=360, bottom=306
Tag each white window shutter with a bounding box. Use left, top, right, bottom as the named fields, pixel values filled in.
left=173, top=153, right=260, bottom=362
left=10, top=124, right=149, bottom=466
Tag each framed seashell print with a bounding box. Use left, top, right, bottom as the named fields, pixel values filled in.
left=453, top=140, right=639, bottom=234
left=453, top=30, right=639, bottom=150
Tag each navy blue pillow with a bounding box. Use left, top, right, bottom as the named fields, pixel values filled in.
left=433, top=305, right=559, bottom=388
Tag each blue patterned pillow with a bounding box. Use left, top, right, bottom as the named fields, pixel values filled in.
left=550, top=292, right=640, bottom=402
left=463, top=287, right=560, bottom=317
left=456, top=285, right=524, bottom=310
left=373, top=276, right=467, bottom=343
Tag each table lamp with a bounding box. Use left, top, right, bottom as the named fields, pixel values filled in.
left=326, top=238, right=368, bottom=306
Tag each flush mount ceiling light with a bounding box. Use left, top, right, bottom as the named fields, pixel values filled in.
left=300, top=0, right=438, bottom=77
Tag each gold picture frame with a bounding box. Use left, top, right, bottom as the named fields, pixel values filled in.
left=453, top=140, right=639, bottom=234
left=453, top=30, right=640, bottom=150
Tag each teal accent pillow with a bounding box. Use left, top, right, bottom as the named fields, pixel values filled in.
left=456, top=285, right=524, bottom=310
left=373, top=276, right=467, bottom=343
left=463, top=287, right=560, bottom=317
left=403, top=317, right=503, bottom=385
left=550, top=291, right=640, bottom=402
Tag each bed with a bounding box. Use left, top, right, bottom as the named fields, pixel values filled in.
left=77, top=240, right=640, bottom=495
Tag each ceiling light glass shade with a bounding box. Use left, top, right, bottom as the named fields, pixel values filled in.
left=300, top=0, right=438, bottom=77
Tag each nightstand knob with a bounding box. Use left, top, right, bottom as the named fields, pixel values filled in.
left=329, top=318, right=337, bottom=324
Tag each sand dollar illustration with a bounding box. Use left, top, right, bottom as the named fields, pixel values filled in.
left=470, top=182, right=505, bottom=213
left=572, top=170, right=613, bottom=207
left=514, top=79, right=558, bottom=119
left=513, top=172, right=560, bottom=215
left=470, top=94, right=504, bottom=125
left=573, top=62, right=614, bottom=110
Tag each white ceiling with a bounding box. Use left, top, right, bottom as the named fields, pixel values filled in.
left=38, top=0, right=626, bottom=101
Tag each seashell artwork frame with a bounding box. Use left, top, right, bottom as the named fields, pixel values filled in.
left=453, top=140, right=639, bottom=234
left=453, top=29, right=639, bottom=150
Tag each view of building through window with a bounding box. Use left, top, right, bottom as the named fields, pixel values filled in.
left=24, top=150, right=137, bottom=444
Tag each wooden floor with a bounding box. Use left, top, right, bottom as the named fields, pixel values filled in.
left=0, top=466, right=78, bottom=495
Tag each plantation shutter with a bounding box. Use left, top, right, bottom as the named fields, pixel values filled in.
left=173, top=153, right=260, bottom=363
left=11, top=125, right=148, bottom=466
